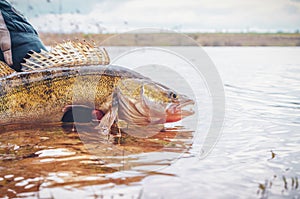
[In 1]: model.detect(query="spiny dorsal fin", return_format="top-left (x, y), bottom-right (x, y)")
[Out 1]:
top-left (21, 41), bottom-right (110, 71)
top-left (0, 61), bottom-right (15, 78)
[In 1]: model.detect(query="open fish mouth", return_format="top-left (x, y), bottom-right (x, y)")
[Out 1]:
top-left (177, 98), bottom-right (195, 117)
top-left (166, 98), bottom-right (195, 119)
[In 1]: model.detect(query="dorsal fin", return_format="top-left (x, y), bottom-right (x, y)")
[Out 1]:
top-left (21, 41), bottom-right (110, 71)
top-left (0, 61), bottom-right (15, 78)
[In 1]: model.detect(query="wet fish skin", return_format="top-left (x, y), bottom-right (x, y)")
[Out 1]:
top-left (0, 41), bottom-right (195, 130)
top-left (0, 65), bottom-right (143, 125)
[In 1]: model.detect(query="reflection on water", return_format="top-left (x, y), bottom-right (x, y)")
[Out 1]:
top-left (1, 47), bottom-right (300, 198)
top-left (0, 123), bottom-right (192, 198)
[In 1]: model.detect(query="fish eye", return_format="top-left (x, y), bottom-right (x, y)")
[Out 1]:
top-left (169, 92), bottom-right (177, 99)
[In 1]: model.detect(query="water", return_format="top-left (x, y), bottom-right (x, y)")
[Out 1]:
top-left (0, 47), bottom-right (300, 198)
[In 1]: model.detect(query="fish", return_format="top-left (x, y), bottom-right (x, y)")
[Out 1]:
top-left (0, 41), bottom-right (194, 134)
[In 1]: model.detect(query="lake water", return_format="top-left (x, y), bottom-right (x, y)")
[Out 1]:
top-left (0, 47), bottom-right (299, 198)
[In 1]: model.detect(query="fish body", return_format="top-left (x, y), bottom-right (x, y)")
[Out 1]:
top-left (0, 65), bottom-right (143, 125)
top-left (0, 42), bottom-right (194, 133)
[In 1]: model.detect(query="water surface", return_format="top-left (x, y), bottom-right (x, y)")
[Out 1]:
top-left (0, 47), bottom-right (299, 198)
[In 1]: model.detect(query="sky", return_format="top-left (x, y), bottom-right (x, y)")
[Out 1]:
top-left (9, 0), bottom-right (300, 33)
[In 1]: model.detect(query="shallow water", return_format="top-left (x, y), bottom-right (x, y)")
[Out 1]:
top-left (0, 47), bottom-right (300, 198)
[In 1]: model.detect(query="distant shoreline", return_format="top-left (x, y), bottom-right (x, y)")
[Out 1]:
top-left (40, 33), bottom-right (300, 46)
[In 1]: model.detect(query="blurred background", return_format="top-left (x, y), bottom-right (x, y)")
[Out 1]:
top-left (9, 0), bottom-right (300, 46)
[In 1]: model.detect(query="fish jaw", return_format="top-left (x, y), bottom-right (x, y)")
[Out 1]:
top-left (165, 98), bottom-right (195, 123)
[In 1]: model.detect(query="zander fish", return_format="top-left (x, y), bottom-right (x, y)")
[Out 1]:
top-left (0, 41), bottom-right (194, 134)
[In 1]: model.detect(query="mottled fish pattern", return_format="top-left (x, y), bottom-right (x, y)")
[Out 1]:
top-left (0, 41), bottom-right (143, 125)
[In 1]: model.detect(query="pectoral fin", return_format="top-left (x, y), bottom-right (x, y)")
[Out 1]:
top-left (95, 93), bottom-right (118, 135)
top-left (95, 105), bottom-right (118, 135)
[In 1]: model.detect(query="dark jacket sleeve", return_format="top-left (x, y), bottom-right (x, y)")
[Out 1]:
top-left (0, 0), bottom-right (47, 71)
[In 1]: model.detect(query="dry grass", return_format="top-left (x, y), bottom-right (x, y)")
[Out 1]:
top-left (39, 32), bottom-right (300, 46)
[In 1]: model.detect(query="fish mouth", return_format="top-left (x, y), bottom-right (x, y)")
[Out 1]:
top-left (166, 98), bottom-right (195, 122)
top-left (175, 98), bottom-right (195, 117)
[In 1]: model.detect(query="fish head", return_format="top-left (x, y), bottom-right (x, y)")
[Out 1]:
top-left (117, 78), bottom-right (195, 125)
top-left (142, 81), bottom-right (195, 123)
